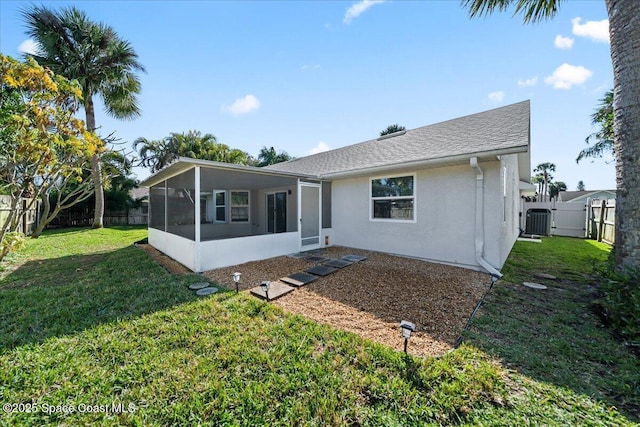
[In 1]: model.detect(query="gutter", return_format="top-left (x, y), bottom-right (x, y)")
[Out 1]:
top-left (470, 157), bottom-right (503, 279)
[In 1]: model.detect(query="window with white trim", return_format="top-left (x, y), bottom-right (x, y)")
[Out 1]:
top-left (230, 191), bottom-right (250, 223)
top-left (214, 190), bottom-right (226, 222)
top-left (371, 175), bottom-right (415, 221)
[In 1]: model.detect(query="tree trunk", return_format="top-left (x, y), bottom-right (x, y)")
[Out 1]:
top-left (606, 0), bottom-right (640, 272)
top-left (31, 193), bottom-right (51, 238)
top-left (85, 95), bottom-right (104, 229)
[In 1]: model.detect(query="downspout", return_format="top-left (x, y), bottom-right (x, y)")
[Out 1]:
top-left (470, 157), bottom-right (503, 279)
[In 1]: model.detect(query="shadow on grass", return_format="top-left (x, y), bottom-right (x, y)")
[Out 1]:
top-left (464, 238), bottom-right (640, 421)
top-left (0, 244), bottom-right (201, 353)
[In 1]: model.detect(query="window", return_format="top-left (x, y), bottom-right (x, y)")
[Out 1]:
top-left (230, 191), bottom-right (250, 223)
top-left (214, 190), bottom-right (226, 222)
top-left (371, 175), bottom-right (415, 221)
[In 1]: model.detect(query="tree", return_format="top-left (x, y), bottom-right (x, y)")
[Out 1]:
top-left (533, 162), bottom-right (556, 201)
top-left (577, 180), bottom-right (586, 191)
top-left (380, 124), bottom-right (406, 136)
top-left (134, 130), bottom-right (250, 172)
top-left (577, 90), bottom-right (614, 163)
top-left (463, 0), bottom-right (639, 272)
top-left (256, 146), bottom-right (293, 166)
top-left (548, 181), bottom-right (567, 200)
top-left (23, 5), bottom-right (145, 229)
top-left (0, 54), bottom-right (102, 257)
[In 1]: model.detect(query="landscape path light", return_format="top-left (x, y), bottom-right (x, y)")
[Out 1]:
top-left (400, 320), bottom-right (416, 354)
top-left (260, 281), bottom-right (271, 302)
top-left (232, 272), bottom-right (241, 293)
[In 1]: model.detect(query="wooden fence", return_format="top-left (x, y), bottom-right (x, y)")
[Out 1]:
top-left (589, 199), bottom-right (616, 244)
top-left (0, 195), bottom-right (40, 236)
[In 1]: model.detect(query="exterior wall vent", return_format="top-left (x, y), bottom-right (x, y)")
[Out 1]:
top-left (376, 130), bottom-right (407, 141)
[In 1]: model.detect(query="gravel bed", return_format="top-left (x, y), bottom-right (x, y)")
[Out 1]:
top-left (204, 246), bottom-right (490, 357)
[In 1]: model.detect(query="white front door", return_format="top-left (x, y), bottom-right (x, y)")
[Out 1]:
top-left (299, 182), bottom-right (321, 250)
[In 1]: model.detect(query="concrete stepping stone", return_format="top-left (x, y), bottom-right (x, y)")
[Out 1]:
top-left (535, 273), bottom-right (557, 280)
top-left (341, 254), bottom-right (368, 263)
top-left (305, 265), bottom-right (337, 277)
top-left (307, 255), bottom-right (329, 263)
top-left (287, 252), bottom-right (310, 259)
top-left (196, 287), bottom-right (219, 296)
top-left (189, 282), bottom-right (210, 290)
top-left (523, 282), bottom-right (547, 290)
top-left (250, 281), bottom-right (294, 301)
top-left (281, 272), bottom-right (319, 287)
top-left (323, 259), bottom-right (353, 269)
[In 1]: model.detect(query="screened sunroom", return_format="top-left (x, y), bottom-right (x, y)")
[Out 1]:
top-left (141, 158), bottom-right (331, 272)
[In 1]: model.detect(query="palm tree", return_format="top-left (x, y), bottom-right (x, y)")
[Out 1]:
top-left (463, 0), bottom-right (639, 271)
top-left (257, 146), bottom-right (292, 167)
top-left (577, 90), bottom-right (614, 163)
top-left (533, 163), bottom-right (556, 201)
top-left (134, 131), bottom-right (250, 172)
top-left (380, 124), bottom-right (406, 136)
top-left (22, 5), bottom-right (145, 228)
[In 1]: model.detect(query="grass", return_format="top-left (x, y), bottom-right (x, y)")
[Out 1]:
top-left (0, 228), bottom-right (637, 426)
top-left (465, 236), bottom-right (640, 421)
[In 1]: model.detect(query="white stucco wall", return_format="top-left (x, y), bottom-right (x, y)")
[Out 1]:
top-left (330, 160), bottom-right (515, 272)
top-left (198, 232), bottom-right (300, 271)
top-left (148, 227), bottom-right (196, 271)
top-left (498, 154), bottom-right (521, 266)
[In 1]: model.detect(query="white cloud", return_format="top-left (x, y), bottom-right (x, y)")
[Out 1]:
top-left (310, 141), bottom-right (330, 155)
top-left (18, 39), bottom-right (40, 55)
top-left (488, 91), bottom-right (504, 103)
top-left (554, 35), bottom-right (574, 49)
top-left (517, 76), bottom-right (538, 87)
top-left (544, 63), bottom-right (592, 90)
top-left (343, 0), bottom-right (384, 24)
top-left (571, 17), bottom-right (609, 43)
top-left (221, 94), bottom-right (260, 116)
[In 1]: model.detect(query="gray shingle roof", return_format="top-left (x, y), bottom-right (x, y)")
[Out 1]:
top-left (266, 100), bottom-right (530, 177)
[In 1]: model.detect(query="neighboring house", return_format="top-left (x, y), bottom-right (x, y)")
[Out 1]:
top-left (557, 190), bottom-right (616, 203)
top-left (139, 100), bottom-right (531, 276)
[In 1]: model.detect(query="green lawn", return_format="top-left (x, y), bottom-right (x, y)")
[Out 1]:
top-left (0, 228), bottom-right (637, 426)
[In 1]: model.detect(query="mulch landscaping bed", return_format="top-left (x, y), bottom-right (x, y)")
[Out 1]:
top-left (204, 246), bottom-right (490, 357)
top-left (136, 243), bottom-right (192, 275)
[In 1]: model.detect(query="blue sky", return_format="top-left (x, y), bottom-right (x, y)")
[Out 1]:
top-left (1, 0), bottom-right (615, 189)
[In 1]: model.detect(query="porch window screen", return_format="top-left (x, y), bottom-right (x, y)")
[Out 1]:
top-left (371, 175), bottom-right (415, 220)
top-left (166, 169), bottom-right (195, 240)
top-left (230, 191), bottom-right (249, 223)
top-left (149, 184), bottom-right (166, 231)
top-left (214, 191), bottom-right (226, 222)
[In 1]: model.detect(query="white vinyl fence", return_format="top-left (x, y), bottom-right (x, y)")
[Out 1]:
top-left (521, 198), bottom-right (615, 242)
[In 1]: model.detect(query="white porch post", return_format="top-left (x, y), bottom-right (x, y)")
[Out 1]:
top-left (194, 166), bottom-right (201, 271)
top-left (297, 179), bottom-right (302, 250)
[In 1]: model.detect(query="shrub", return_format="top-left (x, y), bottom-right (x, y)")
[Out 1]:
top-left (596, 247), bottom-right (640, 349)
top-left (0, 231), bottom-right (27, 260)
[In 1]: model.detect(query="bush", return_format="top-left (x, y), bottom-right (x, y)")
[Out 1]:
top-left (0, 231), bottom-right (27, 260)
top-left (596, 248), bottom-right (640, 348)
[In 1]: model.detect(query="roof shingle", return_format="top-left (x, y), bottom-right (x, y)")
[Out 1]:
top-left (267, 100), bottom-right (530, 177)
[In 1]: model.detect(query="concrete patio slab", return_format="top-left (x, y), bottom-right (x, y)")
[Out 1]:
top-left (305, 265), bottom-right (338, 277)
top-left (287, 252), bottom-right (310, 259)
top-left (323, 259), bottom-right (353, 268)
top-left (281, 272), bottom-right (320, 287)
top-left (341, 254), bottom-right (368, 262)
top-left (250, 281), bottom-right (295, 300)
top-left (307, 255), bottom-right (329, 263)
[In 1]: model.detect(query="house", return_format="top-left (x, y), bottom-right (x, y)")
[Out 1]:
top-left (557, 190), bottom-right (615, 203)
top-left (139, 100), bottom-right (531, 277)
